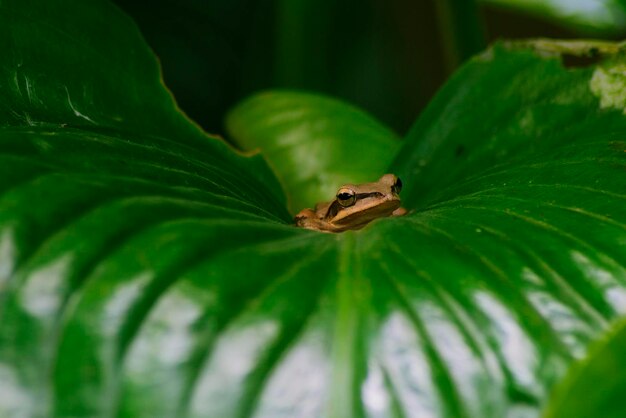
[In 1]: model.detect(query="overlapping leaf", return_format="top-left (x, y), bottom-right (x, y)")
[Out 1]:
top-left (543, 318), bottom-right (626, 418)
top-left (1, 2), bottom-right (626, 418)
top-left (227, 90), bottom-right (401, 213)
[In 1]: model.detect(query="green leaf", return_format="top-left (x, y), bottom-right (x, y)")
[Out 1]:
top-left (0, 2), bottom-right (289, 416)
top-left (543, 318), bottom-right (626, 418)
top-left (2, 2), bottom-right (626, 418)
top-left (0, 0), bottom-right (287, 215)
top-left (227, 90), bottom-right (401, 213)
top-left (394, 40), bottom-right (626, 207)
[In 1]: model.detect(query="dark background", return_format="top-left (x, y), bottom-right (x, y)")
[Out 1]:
top-left (112, 0), bottom-right (625, 138)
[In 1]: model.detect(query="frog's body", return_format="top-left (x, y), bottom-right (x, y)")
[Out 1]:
top-left (294, 174), bottom-right (407, 233)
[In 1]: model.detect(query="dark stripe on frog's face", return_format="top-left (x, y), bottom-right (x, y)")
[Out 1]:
top-left (324, 192), bottom-right (384, 220)
top-left (325, 200), bottom-right (341, 220)
top-left (355, 192), bottom-right (384, 200)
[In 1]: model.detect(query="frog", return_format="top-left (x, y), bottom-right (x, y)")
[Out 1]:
top-left (294, 174), bottom-right (407, 233)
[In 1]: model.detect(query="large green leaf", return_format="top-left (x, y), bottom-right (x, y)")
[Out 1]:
top-left (0, 0), bottom-right (286, 216)
top-left (2, 2), bottom-right (626, 418)
top-left (394, 39), bottom-right (626, 207)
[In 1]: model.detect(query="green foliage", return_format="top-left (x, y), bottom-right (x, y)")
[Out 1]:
top-left (227, 91), bottom-right (401, 213)
top-left (1, 1), bottom-right (626, 418)
top-left (543, 319), bottom-right (626, 418)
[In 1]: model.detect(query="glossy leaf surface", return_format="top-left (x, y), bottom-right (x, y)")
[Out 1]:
top-left (1, 2), bottom-right (626, 418)
top-left (227, 90), bottom-right (401, 213)
top-left (543, 318), bottom-right (626, 418)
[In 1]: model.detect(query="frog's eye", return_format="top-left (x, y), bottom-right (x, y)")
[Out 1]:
top-left (336, 188), bottom-right (356, 207)
top-left (392, 177), bottom-right (403, 194)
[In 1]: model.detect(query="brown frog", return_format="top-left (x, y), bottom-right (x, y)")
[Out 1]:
top-left (294, 174), bottom-right (407, 233)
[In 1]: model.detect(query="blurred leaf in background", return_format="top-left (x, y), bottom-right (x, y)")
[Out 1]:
top-left (479, 0), bottom-right (626, 35)
top-left (226, 90), bottom-right (401, 212)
